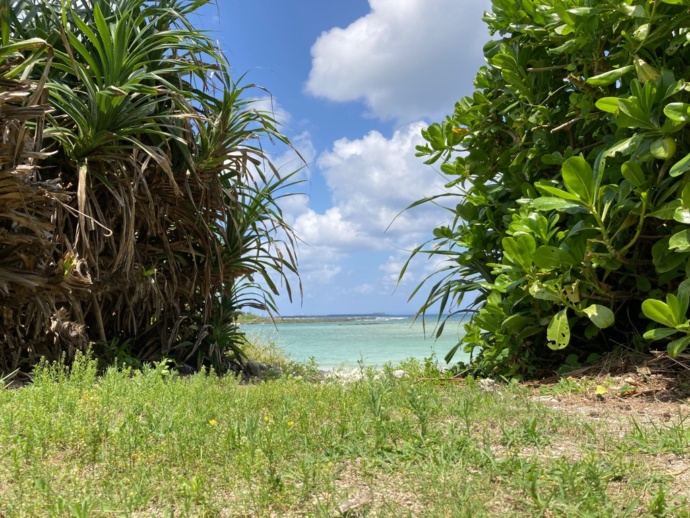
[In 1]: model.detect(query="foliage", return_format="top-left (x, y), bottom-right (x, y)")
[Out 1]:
top-left (0, 33), bottom-right (87, 369)
top-left (0, 0), bottom-right (300, 372)
top-left (404, 0), bottom-right (690, 376)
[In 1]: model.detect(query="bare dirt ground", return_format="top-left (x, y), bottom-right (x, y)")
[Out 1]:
top-left (526, 349), bottom-right (690, 422)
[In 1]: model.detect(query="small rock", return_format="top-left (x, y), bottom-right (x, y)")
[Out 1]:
top-left (244, 361), bottom-right (269, 377)
top-left (338, 489), bottom-right (372, 515)
top-left (532, 395), bottom-right (559, 403)
top-left (478, 378), bottom-right (497, 391)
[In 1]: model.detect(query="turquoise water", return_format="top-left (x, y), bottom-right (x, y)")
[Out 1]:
top-left (241, 315), bottom-right (468, 369)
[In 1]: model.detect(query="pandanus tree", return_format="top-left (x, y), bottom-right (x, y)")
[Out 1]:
top-left (0, 0), bottom-right (299, 372)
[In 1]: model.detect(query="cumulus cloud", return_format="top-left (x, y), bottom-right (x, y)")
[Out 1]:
top-left (306, 0), bottom-right (492, 121)
top-left (290, 122), bottom-right (455, 289)
top-left (316, 122), bottom-right (450, 243)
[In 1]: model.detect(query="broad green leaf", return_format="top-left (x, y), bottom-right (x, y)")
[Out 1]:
top-left (561, 156), bottom-right (595, 205)
top-left (673, 208), bottom-right (690, 224)
top-left (652, 240), bottom-right (689, 273)
top-left (650, 137), bottom-right (677, 160)
top-left (669, 230), bottom-right (690, 251)
top-left (586, 66), bottom-right (633, 86)
top-left (668, 335), bottom-right (690, 357)
top-left (606, 135), bottom-right (642, 157)
top-left (670, 152), bottom-right (690, 177)
top-left (643, 327), bottom-right (679, 341)
top-left (547, 309), bottom-right (570, 350)
top-left (533, 246), bottom-right (573, 269)
top-left (636, 276), bottom-right (652, 292)
top-left (641, 299), bottom-right (677, 327)
top-left (648, 200), bottom-right (681, 220)
top-left (620, 4), bottom-right (646, 16)
top-left (583, 304), bottom-right (615, 328)
top-left (621, 161), bottom-right (646, 187)
top-left (502, 235), bottom-right (536, 269)
top-left (618, 98), bottom-right (656, 129)
top-left (667, 293), bottom-right (684, 323)
top-left (565, 283), bottom-right (581, 303)
top-left (529, 283), bottom-right (562, 302)
top-left (664, 102), bottom-right (690, 122)
top-left (534, 182), bottom-right (582, 202)
top-left (501, 315), bottom-right (532, 333)
top-left (635, 57), bottom-right (660, 83)
top-left (632, 23), bottom-right (649, 41)
top-left (595, 97), bottom-right (620, 114)
top-left (532, 197), bottom-right (582, 211)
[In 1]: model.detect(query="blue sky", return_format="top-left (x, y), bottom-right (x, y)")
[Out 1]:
top-left (197, 0), bottom-right (492, 315)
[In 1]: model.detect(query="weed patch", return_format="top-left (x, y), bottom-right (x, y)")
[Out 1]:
top-left (0, 356), bottom-right (689, 516)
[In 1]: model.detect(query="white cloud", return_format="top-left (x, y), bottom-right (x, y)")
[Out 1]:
top-left (348, 283), bottom-right (377, 295)
top-left (317, 122), bottom-right (450, 243)
top-left (294, 207), bottom-right (377, 249)
top-left (380, 254), bottom-right (410, 287)
top-left (290, 122), bottom-right (455, 291)
top-left (306, 0), bottom-right (492, 121)
top-left (302, 264), bottom-right (342, 284)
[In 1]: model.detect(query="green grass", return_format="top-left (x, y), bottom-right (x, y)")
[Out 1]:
top-left (0, 354), bottom-right (688, 517)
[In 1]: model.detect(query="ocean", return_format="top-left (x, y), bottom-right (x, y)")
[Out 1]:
top-left (240, 315), bottom-right (469, 369)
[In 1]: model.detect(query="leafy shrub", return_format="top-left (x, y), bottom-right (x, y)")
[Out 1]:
top-left (405, 0), bottom-right (690, 377)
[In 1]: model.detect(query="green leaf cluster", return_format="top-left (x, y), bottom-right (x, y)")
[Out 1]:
top-left (404, 0), bottom-right (690, 376)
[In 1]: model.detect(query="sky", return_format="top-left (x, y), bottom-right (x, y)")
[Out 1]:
top-left (195, 0), bottom-right (492, 315)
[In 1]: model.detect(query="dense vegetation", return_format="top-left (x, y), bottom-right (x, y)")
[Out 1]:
top-left (0, 0), bottom-right (299, 373)
top-left (406, 0), bottom-right (690, 377)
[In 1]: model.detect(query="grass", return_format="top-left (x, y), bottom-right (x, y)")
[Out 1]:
top-left (0, 352), bottom-right (689, 517)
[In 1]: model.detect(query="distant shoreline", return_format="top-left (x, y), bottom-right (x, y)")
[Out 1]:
top-left (238, 314), bottom-right (411, 325)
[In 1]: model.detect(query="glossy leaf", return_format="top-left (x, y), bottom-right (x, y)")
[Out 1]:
top-left (650, 137), bottom-right (676, 160)
top-left (529, 283), bottom-right (562, 301)
top-left (595, 97), bottom-right (620, 114)
top-left (673, 208), bottom-right (690, 224)
top-left (621, 161), bottom-right (646, 187)
top-left (670, 152), bottom-right (690, 177)
top-left (641, 299), bottom-right (677, 328)
top-left (669, 230), bottom-right (690, 252)
top-left (547, 309), bottom-right (570, 350)
top-left (502, 235), bottom-right (536, 269)
top-left (664, 102), bottom-right (690, 122)
top-left (643, 327), bottom-right (679, 341)
top-left (561, 156), bottom-right (595, 205)
top-left (668, 336), bottom-right (690, 357)
top-left (533, 246), bottom-right (573, 269)
top-left (586, 66), bottom-right (634, 86)
top-left (532, 197), bottom-right (582, 211)
top-left (582, 304), bottom-right (614, 329)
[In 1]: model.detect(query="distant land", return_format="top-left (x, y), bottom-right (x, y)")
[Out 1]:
top-left (237, 313), bottom-right (408, 325)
